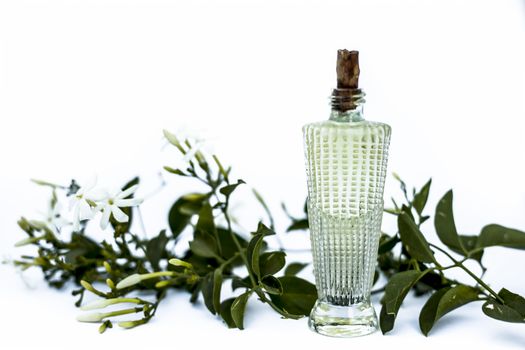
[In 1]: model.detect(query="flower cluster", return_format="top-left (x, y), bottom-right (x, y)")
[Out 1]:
top-left (70, 176), bottom-right (143, 231)
top-left (22, 176), bottom-right (144, 241)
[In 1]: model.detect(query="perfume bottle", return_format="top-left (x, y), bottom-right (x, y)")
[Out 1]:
top-left (303, 50), bottom-right (391, 337)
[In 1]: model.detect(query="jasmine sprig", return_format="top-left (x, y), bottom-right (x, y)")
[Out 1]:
top-left (12, 130), bottom-right (525, 337)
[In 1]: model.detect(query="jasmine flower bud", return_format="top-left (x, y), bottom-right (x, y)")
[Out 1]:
top-left (106, 279), bottom-right (115, 290)
top-left (14, 235), bottom-right (44, 247)
top-left (168, 258), bottom-right (193, 269)
top-left (116, 271), bottom-right (175, 289)
top-left (116, 274), bottom-right (143, 289)
top-left (80, 297), bottom-right (141, 310)
top-left (77, 312), bottom-right (104, 323)
top-left (103, 261), bottom-right (112, 273)
top-left (80, 280), bottom-right (97, 294)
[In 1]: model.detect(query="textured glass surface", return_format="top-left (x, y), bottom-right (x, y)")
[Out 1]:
top-left (303, 120), bottom-right (391, 307)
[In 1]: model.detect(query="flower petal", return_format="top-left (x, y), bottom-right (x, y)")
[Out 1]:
top-left (83, 175), bottom-right (97, 191)
top-left (52, 217), bottom-right (69, 230)
top-left (116, 184), bottom-right (139, 199)
top-left (87, 187), bottom-right (109, 202)
top-left (115, 198), bottom-right (143, 207)
top-left (182, 144), bottom-right (200, 164)
top-left (100, 206), bottom-right (111, 230)
top-left (72, 204), bottom-right (81, 232)
top-left (69, 197), bottom-right (77, 211)
top-left (111, 206), bottom-right (129, 223)
top-left (79, 200), bottom-right (94, 220)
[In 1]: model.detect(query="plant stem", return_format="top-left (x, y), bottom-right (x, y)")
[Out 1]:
top-left (102, 307), bottom-right (143, 319)
top-left (254, 289), bottom-right (302, 319)
top-left (223, 203), bottom-right (257, 288)
top-left (220, 251), bottom-right (243, 269)
top-left (371, 286), bottom-right (386, 295)
top-left (429, 243), bottom-right (504, 303)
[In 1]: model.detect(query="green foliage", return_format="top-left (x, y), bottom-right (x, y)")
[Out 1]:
top-left (13, 131), bottom-right (525, 337)
top-left (397, 213), bottom-right (436, 263)
top-left (419, 286), bottom-right (480, 335)
top-left (13, 132), bottom-right (318, 332)
top-left (377, 177), bottom-right (525, 335)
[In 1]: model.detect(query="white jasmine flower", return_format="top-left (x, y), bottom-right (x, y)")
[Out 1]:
top-left (40, 202), bottom-right (68, 233)
top-left (163, 127), bottom-right (215, 167)
top-left (97, 185), bottom-right (143, 230)
top-left (69, 176), bottom-right (106, 231)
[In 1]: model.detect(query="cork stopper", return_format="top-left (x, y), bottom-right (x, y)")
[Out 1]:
top-left (336, 50), bottom-right (360, 89)
top-left (331, 49), bottom-right (363, 112)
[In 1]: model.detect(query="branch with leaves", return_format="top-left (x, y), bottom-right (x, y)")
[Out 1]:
top-left (11, 130), bottom-right (525, 335)
top-left (13, 130), bottom-right (316, 332)
top-left (374, 177), bottom-right (525, 335)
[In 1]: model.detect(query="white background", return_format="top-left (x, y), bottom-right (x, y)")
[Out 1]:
top-left (1, 0), bottom-right (524, 349)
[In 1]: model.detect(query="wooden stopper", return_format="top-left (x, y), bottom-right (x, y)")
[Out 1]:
top-left (336, 50), bottom-right (360, 89)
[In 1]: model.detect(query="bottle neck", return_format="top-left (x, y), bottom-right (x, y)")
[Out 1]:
top-left (329, 88), bottom-right (366, 122)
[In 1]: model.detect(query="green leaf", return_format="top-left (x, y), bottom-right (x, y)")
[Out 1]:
top-left (212, 155), bottom-right (229, 183)
top-left (286, 219), bottom-right (309, 232)
top-left (219, 180), bottom-right (246, 197)
top-left (189, 230), bottom-right (219, 259)
top-left (253, 222), bottom-right (276, 236)
top-left (477, 224), bottom-right (525, 250)
top-left (415, 271), bottom-right (451, 294)
top-left (261, 275), bottom-right (283, 295)
top-left (419, 288), bottom-right (449, 335)
top-left (217, 228), bottom-right (247, 262)
top-left (163, 166), bottom-right (188, 176)
top-left (378, 234), bottom-right (401, 254)
top-left (379, 304), bottom-right (396, 334)
top-left (284, 263), bottom-right (308, 276)
top-left (434, 190), bottom-right (465, 253)
top-left (219, 298), bottom-right (236, 328)
top-left (64, 232), bottom-right (102, 264)
top-left (168, 193), bottom-right (207, 238)
top-left (498, 288), bottom-right (525, 317)
top-left (454, 235), bottom-right (484, 263)
top-left (401, 204), bottom-right (415, 222)
top-left (231, 276), bottom-right (252, 291)
top-left (259, 251), bottom-right (286, 277)
top-left (482, 298), bottom-right (525, 323)
top-left (413, 179), bottom-right (432, 215)
top-left (269, 276), bottom-right (317, 316)
top-left (213, 268), bottom-right (223, 315)
top-left (383, 270), bottom-right (422, 315)
top-left (246, 234), bottom-right (265, 278)
top-left (231, 291), bottom-right (251, 330)
top-left (435, 285), bottom-right (479, 320)
top-left (246, 223), bottom-right (275, 278)
top-left (201, 272), bottom-right (216, 315)
top-left (398, 213), bottom-right (436, 263)
top-left (419, 285), bottom-right (479, 336)
top-left (196, 202), bottom-right (216, 235)
top-left (380, 270), bottom-right (422, 334)
top-left (145, 230), bottom-right (168, 269)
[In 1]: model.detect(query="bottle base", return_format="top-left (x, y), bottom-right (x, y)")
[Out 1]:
top-left (308, 300), bottom-right (378, 338)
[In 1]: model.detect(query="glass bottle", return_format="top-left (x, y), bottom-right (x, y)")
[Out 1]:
top-left (303, 50), bottom-right (392, 337)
